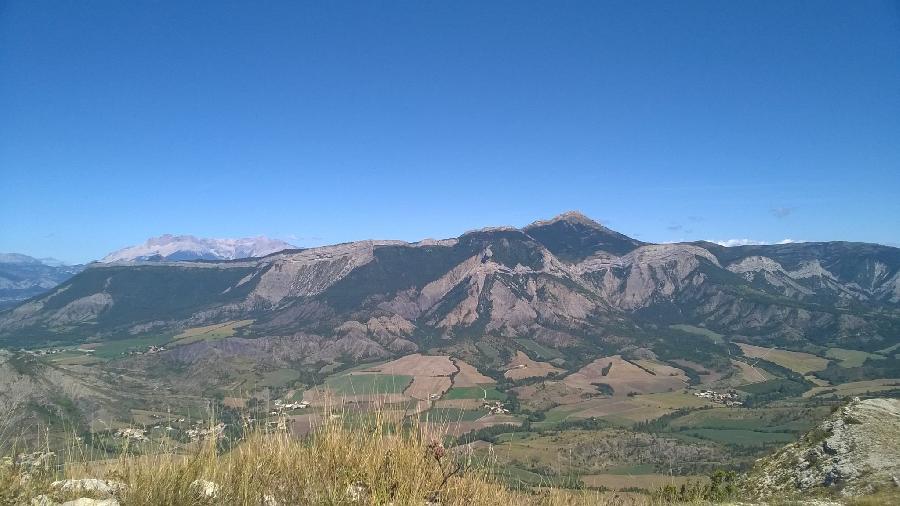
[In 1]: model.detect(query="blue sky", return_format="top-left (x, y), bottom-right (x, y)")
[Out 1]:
top-left (1, 1), bottom-right (899, 263)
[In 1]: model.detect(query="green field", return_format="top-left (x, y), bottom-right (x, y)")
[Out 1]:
top-left (44, 349), bottom-right (103, 366)
top-left (443, 386), bottom-right (506, 400)
top-left (736, 378), bottom-right (808, 396)
top-left (803, 379), bottom-right (900, 399)
top-left (737, 343), bottom-right (829, 374)
top-left (260, 368), bottom-right (302, 388)
top-left (170, 319), bottom-right (253, 346)
top-left (420, 407), bottom-right (485, 422)
top-left (324, 373), bottom-right (412, 395)
top-left (514, 338), bottom-right (564, 360)
top-left (826, 347), bottom-right (883, 368)
top-left (681, 428), bottom-right (795, 447)
top-left (603, 463), bottom-right (656, 475)
top-left (667, 406), bottom-right (827, 434)
top-left (669, 324), bottom-right (724, 344)
top-left (475, 341), bottom-right (501, 360)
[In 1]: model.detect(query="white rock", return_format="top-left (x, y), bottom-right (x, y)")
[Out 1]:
top-left (345, 481), bottom-right (369, 502)
top-left (51, 479), bottom-right (126, 497)
top-left (190, 479), bottom-right (220, 499)
top-left (30, 495), bottom-right (55, 506)
top-left (61, 500), bottom-right (120, 506)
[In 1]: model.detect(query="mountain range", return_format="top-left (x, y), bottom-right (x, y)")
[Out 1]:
top-left (0, 235), bottom-right (295, 309)
top-left (0, 254), bottom-right (84, 310)
top-left (1, 211), bottom-right (898, 498)
top-left (100, 234), bottom-right (295, 262)
top-left (2, 212), bottom-right (898, 361)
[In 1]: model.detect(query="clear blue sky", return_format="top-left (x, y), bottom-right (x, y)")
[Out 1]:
top-left (2, 1), bottom-right (899, 263)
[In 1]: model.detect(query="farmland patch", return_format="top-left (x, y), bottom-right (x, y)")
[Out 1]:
top-left (737, 343), bottom-right (828, 374)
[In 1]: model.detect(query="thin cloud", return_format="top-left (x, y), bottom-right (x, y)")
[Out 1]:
top-left (770, 207), bottom-right (795, 219)
top-left (667, 224), bottom-right (683, 231)
top-left (713, 239), bottom-right (766, 247)
top-left (711, 238), bottom-right (805, 247)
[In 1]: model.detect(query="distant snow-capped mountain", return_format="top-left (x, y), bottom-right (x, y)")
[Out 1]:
top-left (100, 235), bottom-right (296, 263)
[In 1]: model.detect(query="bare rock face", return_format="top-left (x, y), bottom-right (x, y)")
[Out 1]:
top-left (744, 397), bottom-right (900, 497)
top-left (577, 243), bottom-right (719, 309)
top-left (248, 241), bottom-right (400, 304)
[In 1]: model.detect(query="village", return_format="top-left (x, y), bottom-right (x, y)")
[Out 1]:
top-left (692, 389), bottom-right (743, 407)
top-left (269, 398), bottom-right (310, 415)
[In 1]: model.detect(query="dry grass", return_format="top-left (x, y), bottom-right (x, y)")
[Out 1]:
top-left (2, 412), bottom-right (895, 505)
top-left (0, 410), bottom-right (624, 506)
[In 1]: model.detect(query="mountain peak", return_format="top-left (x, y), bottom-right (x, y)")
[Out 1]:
top-left (523, 211), bottom-right (643, 260)
top-left (100, 235), bottom-right (296, 263)
top-left (525, 211), bottom-right (605, 230)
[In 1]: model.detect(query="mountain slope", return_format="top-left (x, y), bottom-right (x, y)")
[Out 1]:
top-left (1, 213), bottom-right (898, 358)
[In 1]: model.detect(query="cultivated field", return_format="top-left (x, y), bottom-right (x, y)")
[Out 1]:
top-left (170, 319), bottom-right (253, 345)
top-left (736, 343), bottom-right (829, 374)
top-left (504, 351), bottom-right (564, 380)
top-left (405, 375), bottom-right (452, 400)
top-left (563, 355), bottom-right (687, 396)
top-left (367, 354), bottom-right (457, 376)
top-left (539, 391), bottom-right (712, 426)
top-left (803, 379), bottom-right (900, 398)
top-left (825, 347), bottom-right (881, 368)
top-left (727, 359), bottom-right (773, 385)
top-left (452, 358), bottom-right (496, 387)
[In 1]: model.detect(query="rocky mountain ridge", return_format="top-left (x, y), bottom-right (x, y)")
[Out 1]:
top-left (1, 213), bottom-right (899, 360)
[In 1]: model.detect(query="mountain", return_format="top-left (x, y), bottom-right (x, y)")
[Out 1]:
top-left (99, 234), bottom-right (296, 263)
top-left (1, 212), bottom-right (898, 362)
top-left (1, 213), bottom-right (898, 498)
top-left (0, 254), bottom-right (84, 310)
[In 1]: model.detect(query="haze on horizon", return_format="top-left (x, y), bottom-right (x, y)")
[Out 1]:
top-left (1, 1), bottom-right (899, 263)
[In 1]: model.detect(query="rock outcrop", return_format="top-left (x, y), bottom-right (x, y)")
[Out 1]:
top-left (744, 397), bottom-right (900, 497)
